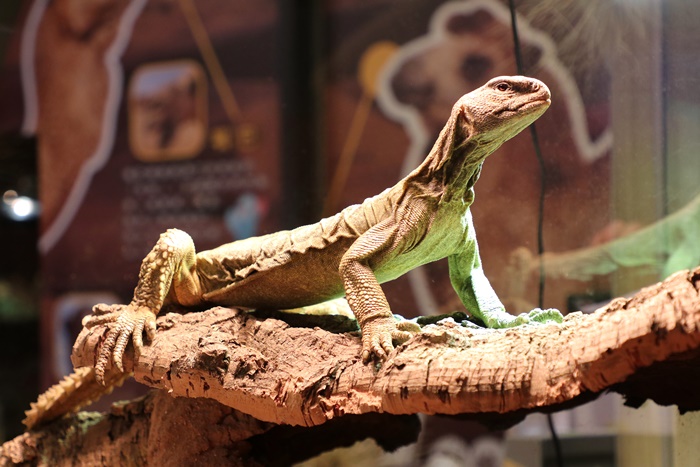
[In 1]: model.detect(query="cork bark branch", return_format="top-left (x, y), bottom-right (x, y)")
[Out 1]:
top-left (2, 389), bottom-right (420, 466)
top-left (69, 267), bottom-right (700, 427)
top-left (5, 267), bottom-right (700, 465)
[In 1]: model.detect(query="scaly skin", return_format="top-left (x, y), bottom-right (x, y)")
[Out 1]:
top-left (22, 367), bottom-right (130, 430)
top-left (86, 75), bottom-right (561, 383)
top-left (26, 76), bottom-right (563, 427)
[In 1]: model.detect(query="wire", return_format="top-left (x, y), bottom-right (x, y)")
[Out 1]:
top-left (507, 1), bottom-right (564, 466)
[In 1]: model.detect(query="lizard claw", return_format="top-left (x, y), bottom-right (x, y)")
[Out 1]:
top-left (85, 304), bottom-right (157, 385)
top-left (361, 316), bottom-right (418, 364)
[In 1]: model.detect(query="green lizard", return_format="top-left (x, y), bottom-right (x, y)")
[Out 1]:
top-left (25, 76), bottom-right (562, 428)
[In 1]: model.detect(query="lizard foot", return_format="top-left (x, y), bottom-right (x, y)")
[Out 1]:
top-left (83, 303), bottom-right (157, 385)
top-left (481, 309), bottom-right (528, 328)
top-left (526, 307), bottom-right (563, 324)
top-left (360, 316), bottom-right (417, 364)
top-left (497, 307), bottom-right (563, 327)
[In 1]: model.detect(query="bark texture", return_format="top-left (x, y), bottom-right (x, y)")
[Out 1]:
top-left (79, 268), bottom-right (700, 424)
top-left (4, 267), bottom-right (700, 465)
top-left (2, 390), bottom-right (419, 466)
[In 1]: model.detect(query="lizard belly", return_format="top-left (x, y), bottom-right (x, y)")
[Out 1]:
top-left (198, 194), bottom-right (393, 308)
top-left (201, 238), bottom-right (353, 309)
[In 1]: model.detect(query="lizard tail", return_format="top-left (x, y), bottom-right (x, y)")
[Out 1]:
top-left (23, 367), bottom-right (131, 430)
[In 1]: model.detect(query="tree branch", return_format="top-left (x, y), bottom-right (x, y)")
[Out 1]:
top-left (2, 390), bottom-right (419, 466)
top-left (70, 268), bottom-right (700, 427)
top-left (5, 268), bottom-right (700, 465)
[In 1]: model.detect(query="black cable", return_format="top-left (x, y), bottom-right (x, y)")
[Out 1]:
top-left (507, 1), bottom-right (564, 466)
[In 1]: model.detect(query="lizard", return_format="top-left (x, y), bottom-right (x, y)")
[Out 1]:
top-left (24, 75), bottom-right (563, 429)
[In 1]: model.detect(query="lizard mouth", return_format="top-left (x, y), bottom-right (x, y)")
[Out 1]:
top-left (518, 98), bottom-right (551, 112)
top-left (495, 97), bottom-right (550, 116)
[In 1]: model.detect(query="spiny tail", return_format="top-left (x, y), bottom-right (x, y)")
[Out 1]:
top-left (23, 367), bottom-right (131, 430)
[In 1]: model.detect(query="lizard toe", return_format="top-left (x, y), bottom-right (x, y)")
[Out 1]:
top-left (396, 320), bottom-right (421, 334)
top-left (145, 317), bottom-right (157, 341)
top-left (91, 303), bottom-right (123, 316)
top-left (379, 334), bottom-right (394, 358)
top-left (113, 328), bottom-right (132, 373)
top-left (392, 329), bottom-right (415, 345)
top-left (372, 341), bottom-right (389, 361)
top-left (132, 320), bottom-right (145, 359)
top-left (83, 312), bottom-right (119, 328)
top-left (513, 313), bottom-right (530, 326)
top-left (528, 307), bottom-right (564, 324)
top-left (95, 329), bottom-right (119, 385)
top-left (84, 304), bottom-right (126, 327)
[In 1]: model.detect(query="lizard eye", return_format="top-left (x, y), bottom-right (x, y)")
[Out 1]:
top-left (495, 82), bottom-right (511, 92)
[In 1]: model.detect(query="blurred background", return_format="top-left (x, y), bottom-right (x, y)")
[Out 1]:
top-left (1, 1), bottom-right (699, 465)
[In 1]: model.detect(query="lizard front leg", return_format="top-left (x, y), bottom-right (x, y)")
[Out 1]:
top-left (448, 237), bottom-right (563, 328)
top-left (339, 221), bottom-right (416, 363)
top-left (84, 228), bottom-right (204, 383)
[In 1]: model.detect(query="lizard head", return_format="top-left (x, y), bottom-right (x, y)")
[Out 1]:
top-left (457, 75), bottom-right (551, 145)
top-left (408, 76), bottom-right (550, 198)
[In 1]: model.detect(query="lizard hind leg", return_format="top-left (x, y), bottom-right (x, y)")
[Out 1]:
top-left (83, 228), bottom-right (203, 384)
